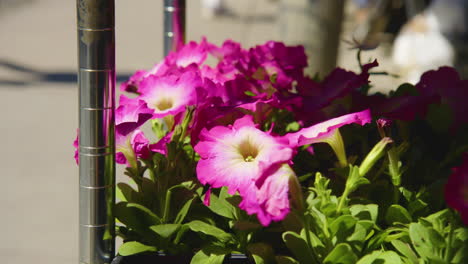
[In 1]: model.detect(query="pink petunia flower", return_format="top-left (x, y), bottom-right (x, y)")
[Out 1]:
top-left (138, 70), bottom-right (201, 119)
top-left (239, 164), bottom-right (295, 226)
top-left (445, 153), bottom-right (468, 225)
top-left (119, 62), bottom-right (167, 93)
top-left (285, 109), bottom-right (372, 147)
top-left (194, 115), bottom-right (293, 195)
top-left (115, 95), bottom-right (154, 136)
top-left (115, 129), bottom-right (151, 167)
top-left (149, 132), bottom-right (172, 156)
top-left (165, 38), bottom-right (214, 68)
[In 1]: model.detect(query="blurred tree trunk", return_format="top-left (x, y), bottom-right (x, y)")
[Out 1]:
top-left (278, 0), bottom-right (346, 77)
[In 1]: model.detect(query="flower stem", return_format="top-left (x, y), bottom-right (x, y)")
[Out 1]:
top-left (162, 188), bottom-right (172, 223)
top-left (336, 186), bottom-right (350, 213)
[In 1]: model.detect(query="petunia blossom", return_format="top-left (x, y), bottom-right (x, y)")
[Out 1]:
top-left (165, 38), bottom-right (214, 68)
top-left (115, 95), bottom-right (154, 136)
top-left (138, 70), bottom-right (201, 119)
top-left (239, 164), bottom-right (295, 226)
top-left (119, 62), bottom-right (167, 93)
top-left (445, 153), bottom-right (468, 225)
top-left (285, 109), bottom-right (372, 147)
top-left (194, 115), bottom-right (293, 195)
top-left (115, 129), bottom-right (151, 167)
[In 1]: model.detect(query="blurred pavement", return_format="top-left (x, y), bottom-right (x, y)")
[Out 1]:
top-left (0, 0), bottom-right (393, 263)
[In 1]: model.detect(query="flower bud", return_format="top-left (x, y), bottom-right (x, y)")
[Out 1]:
top-left (359, 137), bottom-right (393, 177)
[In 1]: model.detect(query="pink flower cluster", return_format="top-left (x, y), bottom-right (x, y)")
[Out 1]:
top-left (75, 39), bottom-right (375, 226)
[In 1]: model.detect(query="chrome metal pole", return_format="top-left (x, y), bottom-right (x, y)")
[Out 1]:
top-left (77, 0), bottom-right (115, 263)
top-left (164, 0), bottom-right (186, 56)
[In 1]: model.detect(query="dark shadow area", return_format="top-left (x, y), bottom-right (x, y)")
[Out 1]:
top-left (0, 59), bottom-right (132, 87)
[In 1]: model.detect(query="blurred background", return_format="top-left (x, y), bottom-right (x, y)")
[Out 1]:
top-left (0, 0), bottom-right (466, 263)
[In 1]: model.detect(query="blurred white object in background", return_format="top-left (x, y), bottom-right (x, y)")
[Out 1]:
top-left (201, 0), bottom-right (227, 19)
top-left (392, 0), bottom-right (468, 84)
top-left (392, 11), bottom-right (454, 84)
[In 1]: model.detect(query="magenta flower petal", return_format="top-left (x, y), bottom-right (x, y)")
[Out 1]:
top-left (115, 129), bottom-right (150, 167)
top-left (194, 115), bottom-right (293, 195)
top-left (139, 70), bottom-right (201, 118)
top-left (131, 130), bottom-right (150, 160)
top-left (116, 152), bottom-right (127, 165)
top-left (239, 164), bottom-right (294, 226)
top-left (166, 38), bottom-right (212, 68)
top-left (445, 153), bottom-right (468, 225)
top-left (149, 132), bottom-right (172, 156)
top-left (73, 129), bottom-right (79, 165)
top-left (286, 109), bottom-right (372, 147)
top-left (416, 67), bottom-right (468, 130)
top-left (115, 95), bottom-right (154, 136)
top-left (119, 63), bottom-right (166, 93)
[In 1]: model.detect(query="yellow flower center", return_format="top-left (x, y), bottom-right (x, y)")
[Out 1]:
top-left (156, 98), bottom-right (174, 111)
top-left (238, 139), bottom-right (259, 162)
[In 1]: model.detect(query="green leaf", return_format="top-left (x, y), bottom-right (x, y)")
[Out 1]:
top-left (175, 197), bottom-right (194, 224)
top-left (186, 220), bottom-right (234, 243)
top-left (282, 231), bottom-right (317, 264)
top-left (126, 203), bottom-right (162, 224)
top-left (350, 204), bottom-right (378, 222)
top-left (115, 202), bottom-right (162, 236)
top-left (116, 183), bottom-right (138, 202)
top-left (348, 220), bottom-right (375, 242)
top-left (357, 250), bottom-right (402, 264)
top-left (275, 256), bottom-right (300, 264)
top-left (323, 243), bottom-right (357, 264)
top-left (247, 243), bottom-right (275, 264)
top-left (150, 224), bottom-right (181, 239)
top-left (329, 215), bottom-right (357, 242)
top-left (385, 205), bottom-right (412, 225)
top-left (409, 223), bottom-right (436, 259)
top-left (451, 243), bottom-right (468, 264)
top-left (206, 191), bottom-right (237, 219)
top-left (391, 240), bottom-right (418, 264)
top-left (190, 247), bottom-right (227, 264)
top-left (455, 227), bottom-right (468, 242)
top-left (308, 207), bottom-right (330, 238)
top-left (300, 228), bottom-right (326, 258)
top-left (118, 241), bottom-right (156, 256)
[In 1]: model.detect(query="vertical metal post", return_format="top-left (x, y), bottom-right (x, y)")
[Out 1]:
top-left (164, 0), bottom-right (186, 56)
top-left (77, 1), bottom-right (115, 263)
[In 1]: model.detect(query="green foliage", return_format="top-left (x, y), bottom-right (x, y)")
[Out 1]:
top-left (118, 241), bottom-right (157, 256)
top-left (114, 65), bottom-right (468, 264)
